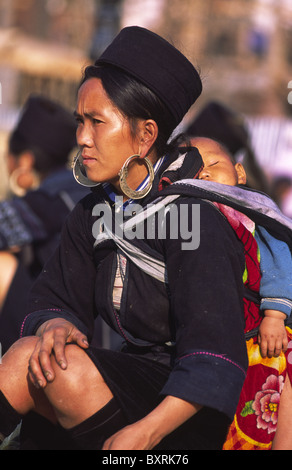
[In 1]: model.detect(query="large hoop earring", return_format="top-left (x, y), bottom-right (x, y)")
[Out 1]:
top-left (72, 151), bottom-right (100, 187)
top-left (9, 167), bottom-right (40, 196)
top-left (119, 155), bottom-right (154, 199)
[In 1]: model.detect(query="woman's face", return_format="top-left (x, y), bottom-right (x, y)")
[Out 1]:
top-left (75, 78), bottom-right (141, 190)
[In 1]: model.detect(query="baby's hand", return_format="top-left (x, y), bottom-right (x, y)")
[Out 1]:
top-left (258, 310), bottom-right (288, 358)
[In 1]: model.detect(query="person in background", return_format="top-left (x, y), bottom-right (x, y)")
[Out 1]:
top-left (0, 95), bottom-right (89, 354)
top-left (185, 101), bottom-right (270, 195)
top-left (271, 175), bottom-right (292, 219)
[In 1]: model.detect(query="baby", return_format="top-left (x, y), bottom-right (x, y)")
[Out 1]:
top-left (191, 136), bottom-right (290, 358)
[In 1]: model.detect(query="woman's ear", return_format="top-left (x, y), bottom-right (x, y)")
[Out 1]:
top-left (235, 162), bottom-right (247, 185)
top-left (139, 119), bottom-right (158, 158)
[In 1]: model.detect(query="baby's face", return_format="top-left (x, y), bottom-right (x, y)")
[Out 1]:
top-left (191, 137), bottom-right (246, 186)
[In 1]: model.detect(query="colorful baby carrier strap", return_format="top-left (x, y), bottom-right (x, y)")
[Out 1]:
top-left (211, 202), bottom-right (262, 335)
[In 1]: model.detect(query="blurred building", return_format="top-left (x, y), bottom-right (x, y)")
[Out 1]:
top-left (154, 0), bottom-right (292, 118)
top-left (1, 0), bottom-right (291, 118)
top-left (154, 0), bottom-right (292, 186)
top-left (0, 0), bottom-right (98, 196)
top-left (0, 0), bottom-right (96, 110)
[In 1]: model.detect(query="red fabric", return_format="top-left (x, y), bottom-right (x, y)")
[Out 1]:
top-left (213, 203), bottom-right (292, 450)
top-left (214, 203), bottom-right (262, 334)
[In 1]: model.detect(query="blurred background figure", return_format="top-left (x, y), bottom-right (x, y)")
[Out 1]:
top-left (271, 175), bottom-right (292, 208)
top-left (271, 175), bottom-right (292, 218)
top-left (0, 94), bottom-right (88, 354)
top-left (185, 100), bottom-right (271, 195)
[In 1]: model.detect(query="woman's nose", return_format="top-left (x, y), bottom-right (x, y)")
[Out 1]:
top-left (77, 124), bottom-right (93, 148)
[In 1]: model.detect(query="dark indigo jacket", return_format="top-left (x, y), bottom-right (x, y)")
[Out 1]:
top-left (21, 164), bottom-right (248, 421)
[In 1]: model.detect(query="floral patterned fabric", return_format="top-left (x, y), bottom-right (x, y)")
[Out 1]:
top-left (223, 331), bottom-right (292, 450)
top-left (214, 202), bottom-right (292, 450)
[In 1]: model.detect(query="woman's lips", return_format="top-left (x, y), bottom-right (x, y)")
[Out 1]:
top-left (82, 155), bottom-right (97, 166)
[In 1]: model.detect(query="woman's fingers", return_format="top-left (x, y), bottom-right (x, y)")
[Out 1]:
top-left (52, 325), bottom-right (89, 368)
top-left (28, 338), bottom-right (50, 388)
top-left (28, 320), bottom-right (89, 388)
top-left (28, 323), bottom-right (69, 387)
top-left (70, 327), bottom-right (89, 350)
top-left (49, 326), bottom-right (71, 371)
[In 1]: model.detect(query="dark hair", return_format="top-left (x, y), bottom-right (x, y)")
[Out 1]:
top-left (212, 138), bottom-right (237, 164)
top-left (80, 65), bottom-right (177, 156)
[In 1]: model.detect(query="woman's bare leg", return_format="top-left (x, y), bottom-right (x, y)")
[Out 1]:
top-left (1, 338), bottom-right (114, 435)
top-left (273, 374), bottom-right (292, 450)
top-left (1, 338), bottom-right (122, 449)
top-left (0, 336), bottom-right (56, 422)
top-left (43, 344), bottom-right (113, 429)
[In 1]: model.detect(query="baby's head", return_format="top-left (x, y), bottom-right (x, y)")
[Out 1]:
top-left (190, 136), bottom-right (246, 186)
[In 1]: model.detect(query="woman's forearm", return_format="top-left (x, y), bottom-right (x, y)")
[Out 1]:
top-left (103, 395), bottom-right (202, 450)
top-left (139, 395), bottom-right (202, 447)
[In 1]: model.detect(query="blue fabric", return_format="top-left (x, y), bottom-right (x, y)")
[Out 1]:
top-left (161, 351), bottom-right (246, 421)
top-left (255, 225), bottom-right (292, 316)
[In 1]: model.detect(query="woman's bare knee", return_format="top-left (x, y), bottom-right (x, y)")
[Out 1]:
top-left (1, 336), bottom-right (38, 372)
top-left (0, 336), bottom-right (39, 414)
top-left (44, 344), bottom-right (113, 428)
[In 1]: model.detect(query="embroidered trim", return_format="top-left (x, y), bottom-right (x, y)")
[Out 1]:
top-left (20, 313), bottom-right (32, 337)
top-left (179, 351), bottom-right (246, 375)
top-left (20, 308), bottom-right (69, 337)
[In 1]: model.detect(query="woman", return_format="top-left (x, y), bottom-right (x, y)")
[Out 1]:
top-left (0, 26), bottom-right (248, 450)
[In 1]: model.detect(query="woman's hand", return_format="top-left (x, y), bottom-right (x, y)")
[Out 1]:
top-left (28, 318), bottom-right (89, 388)
top-left (102, 395), bottom-right (201, 450)
top-left (102, 421), bottom-right (158, 451)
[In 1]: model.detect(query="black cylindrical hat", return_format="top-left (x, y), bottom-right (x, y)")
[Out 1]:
top-left (95, 26), bottom-right (202, 129)
top-left (186, 101), bottom-right (249, 155)
top-left (11, 95), bottom-right (77, 162)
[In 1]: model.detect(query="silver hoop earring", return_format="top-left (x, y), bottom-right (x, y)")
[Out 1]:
top-left (9, 167), bottom-right (40, 196)
top-left (72, 151), bottom-right (100, 187)
top-left (119, 155), bottom-right (154, 199)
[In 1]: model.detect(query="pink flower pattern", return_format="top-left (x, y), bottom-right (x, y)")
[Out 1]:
top-left (252, 374), bottom-right (284, 434)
